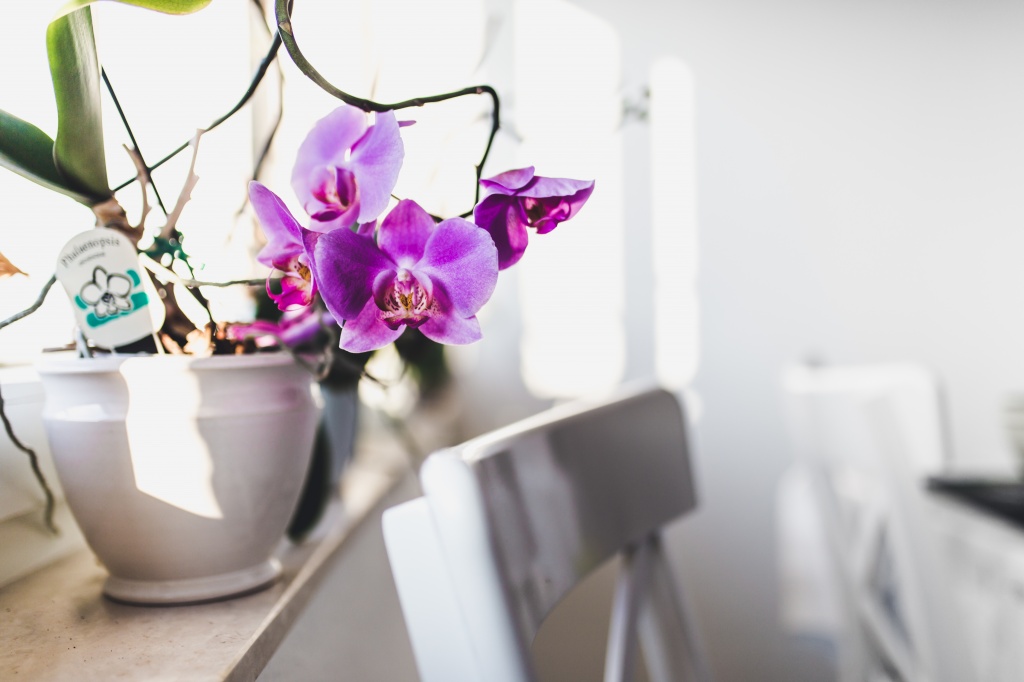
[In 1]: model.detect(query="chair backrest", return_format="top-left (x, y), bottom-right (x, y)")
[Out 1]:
top-left (383, 386), bottom-right (712, 682)
top-left (782, 363), bottom-right (971, 682)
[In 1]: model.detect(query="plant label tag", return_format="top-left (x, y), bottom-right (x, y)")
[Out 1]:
top-left (55, 228), bottom-right (155, 349)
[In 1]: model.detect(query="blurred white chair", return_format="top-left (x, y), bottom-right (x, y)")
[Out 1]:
top-left (782, 363), bottom-right (971, 682)
top-left (383, 387), bottom-right (711, 682)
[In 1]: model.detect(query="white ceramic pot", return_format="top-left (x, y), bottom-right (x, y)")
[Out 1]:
top-left (37, 352), bottom-right (319, 605)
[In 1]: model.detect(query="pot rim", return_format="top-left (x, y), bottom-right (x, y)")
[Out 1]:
top-left (35, 351), bottom-right (306, 375)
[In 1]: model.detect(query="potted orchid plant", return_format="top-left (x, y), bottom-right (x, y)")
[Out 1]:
top-left (0, 0), bottom-right (594, 604)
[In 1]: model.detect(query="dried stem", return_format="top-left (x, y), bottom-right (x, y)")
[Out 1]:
top-left (123, 145), bottom-right (152, 231)
top-left (140, 253), bottom-right (271, 290)
top-left (102, 68), bottom-right (167, 214)
top-left (161, 130), bottom-right (205, 240)
top-left (111, 32), bottom-right (284, 193)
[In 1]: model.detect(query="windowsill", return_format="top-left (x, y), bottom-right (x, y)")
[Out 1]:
top-left (0, 436), bottom-right (413, 681)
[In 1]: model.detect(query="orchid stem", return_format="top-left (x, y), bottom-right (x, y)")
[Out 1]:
top-left (274, 0), bottom-right (500, 214)
top-left (111, 29), bottom-right (283, 193)
top-left (102, 68), bottom-right (167, 215)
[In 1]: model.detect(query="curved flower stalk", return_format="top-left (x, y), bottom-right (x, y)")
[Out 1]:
top-left (473, 167), bottom-right (595, 270)
top-left (314, 200), bottom-right (498, 353)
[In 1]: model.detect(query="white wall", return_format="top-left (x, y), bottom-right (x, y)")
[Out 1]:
top-left (460, 1), bottom-right (1024, 680)
top-left (578, 1), bottom-right (1024, 680)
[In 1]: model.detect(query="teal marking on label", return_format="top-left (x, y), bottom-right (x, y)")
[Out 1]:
top-left (86, 311), bottom-right (110, 328)
top-left (83, 291), bottom-right (149, 328)
top-left (74, 296), bottom-right (88, 311)
top-left (128, 269), bottom-right (141, 286)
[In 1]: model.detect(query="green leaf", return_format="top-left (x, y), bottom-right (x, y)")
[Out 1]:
top-left (53, 0), bottom-right (214, 20)
top-left (46, 7), bottom-right (111, 201)
top-left (0, 108), bottom-right (100, 204)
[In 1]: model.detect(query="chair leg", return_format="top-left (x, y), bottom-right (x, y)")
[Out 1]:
top-left (637, 534), bottom-right (714, 682)
top-left (605, 538), bottom-right (655, 682)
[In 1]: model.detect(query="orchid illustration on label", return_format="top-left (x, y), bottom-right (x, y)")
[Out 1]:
top-left (79, 266), bottom-right (134, 319)
top-left (473, 166), bottom-right (595, 269)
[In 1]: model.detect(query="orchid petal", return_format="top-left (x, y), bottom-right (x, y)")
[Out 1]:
top-left (473, 194), bottom-right (530, 270)
top-left (277, 309), bottom-right (328, 346)
top-left (420, 312), bottom-right (482, 345)
top-left (339, 296), bottom-right (404, 352)
top-left (313, 227), bottom-right (393, 322)
top-left (273, 271), bottom-right (316, 309)
top-left (377, 199), bottom-right (433, 266)
top-left (371, 268), bottom-right (400, 310)
top-left (350, 111), bottom-right (404, 223)
top-left (291, 106), bottom-right (368, 212)
top-left (520, 179), bottom-right (594, 234)
top-left (230, 307), bottom-right (330, 348)
top-left (479, 166), bottom-right (535, 194)
top-left (418, 286), bottom-right (482, 345)
top-left (416, 216), bottom-right (498, 316)
top-left (250, 181), bottom-right (305, 267)
top-left (303, 167), bottom-right (361, 233)
top-left (301, 230), bottom-right (321, 273)
top-left (515, 175), bottom-right (595, 200)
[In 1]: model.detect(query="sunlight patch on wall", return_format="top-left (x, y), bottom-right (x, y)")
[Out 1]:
top-left (514, 0), bottom-right (625, 399)
top-left (650, 57), bottom-right (699, 390)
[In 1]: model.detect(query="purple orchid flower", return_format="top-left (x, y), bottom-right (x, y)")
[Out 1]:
top-left (312, 199), bottom-right (498, 353)
top-left (473, 166), bottom-right (595, 270)
top-left (229, 306), bottom-right (331, 348)
top-left (250, 181), bottom-right (319, 311)
top-left (292, 105), bottom-right (404, 232)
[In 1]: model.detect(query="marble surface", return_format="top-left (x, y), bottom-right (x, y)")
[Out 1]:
top-left (0, 440), bottom-right (413, 682)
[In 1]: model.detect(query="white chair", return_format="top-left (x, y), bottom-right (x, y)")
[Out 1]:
top-left (782, 363), bottom-right (971, 682)
top-left (383, 386), bottom-right (712, 682)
